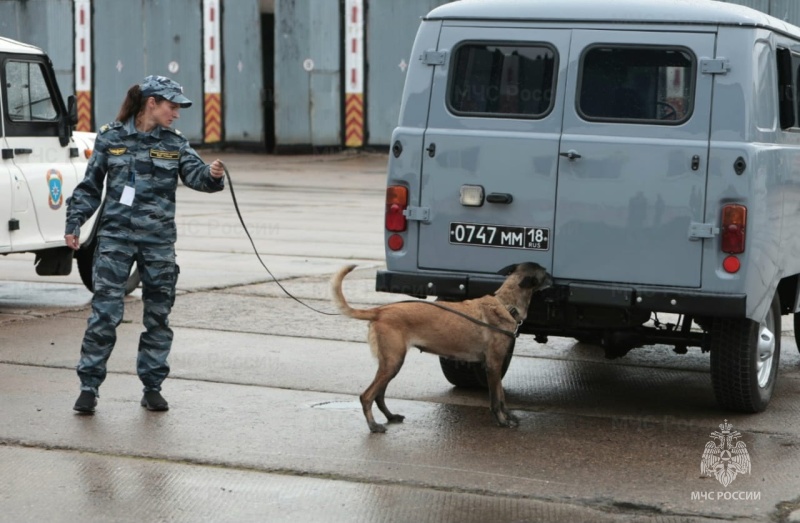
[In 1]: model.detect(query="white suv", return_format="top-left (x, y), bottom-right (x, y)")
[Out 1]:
top-left (0, 36), bottom-right (138, 293)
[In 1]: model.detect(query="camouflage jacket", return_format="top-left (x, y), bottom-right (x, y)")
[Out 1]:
top-left (65, 118), bottom-right (224, 244)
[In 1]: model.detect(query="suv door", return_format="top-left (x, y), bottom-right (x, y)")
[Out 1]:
top-left (0, 162), bottom-right (10, 249)
top-left (416, 26), bottom-right (570, 274)
top-left (554, 30), bottom-right (715, 287)
top-left (2, 55), bottom-right (80, 248)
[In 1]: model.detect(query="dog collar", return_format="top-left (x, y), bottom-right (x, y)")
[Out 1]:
top-left (506, 305), bottom-right (524, 337)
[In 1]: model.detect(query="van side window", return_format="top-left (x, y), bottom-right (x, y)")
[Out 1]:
top-left (448, 43), bottom-right (555, 118)
top-left (776, 47), bottom-right (799, 130)
top-left (753, 42), bottom-right (777, 131)
top-left (5, 60), bottom-right (58, 122)
top-left (578, 46), bottom-right (694, 124)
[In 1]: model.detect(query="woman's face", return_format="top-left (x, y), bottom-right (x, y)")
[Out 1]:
top-left (149, 98), bottom-right (181, 128)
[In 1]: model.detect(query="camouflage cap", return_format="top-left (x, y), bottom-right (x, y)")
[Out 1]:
top-left (140, 75), bottom-right (192, 107)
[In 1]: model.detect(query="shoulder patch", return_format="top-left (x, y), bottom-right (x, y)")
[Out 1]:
top-left (150, 149), bottom-right (180, 160)
top-left (99, 121), bottom-right (123, 134)
top-left (108, 147), bottom-right (127, 156)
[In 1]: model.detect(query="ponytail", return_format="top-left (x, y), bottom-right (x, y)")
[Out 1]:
top-left (115, 84), bottom-right (144, 122)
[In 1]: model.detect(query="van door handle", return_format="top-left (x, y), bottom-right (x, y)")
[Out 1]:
top-left (559, 149), bottom-right (581, 160)
top-left (14, 148), bottom-right (32, 155)
top-left (486, 193), bottom-right (513, 204)
top-left (426, 143), bottom-right (436, 157)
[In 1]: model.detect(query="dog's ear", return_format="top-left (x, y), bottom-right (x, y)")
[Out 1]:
top-left (518, 276), bottom-right (537, 289)
top-left (498, 264), bottom-right (519, 276)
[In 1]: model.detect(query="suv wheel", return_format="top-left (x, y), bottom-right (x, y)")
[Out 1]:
top-left (439, 341), bottom-right (515, 389)
top-left (709, 292), bottom-right (780, 412)
top-left (75, 239), bottom-right (140, 295)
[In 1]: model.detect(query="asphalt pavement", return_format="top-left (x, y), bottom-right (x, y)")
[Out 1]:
top-left (1, 152), bottom-right (799, 523)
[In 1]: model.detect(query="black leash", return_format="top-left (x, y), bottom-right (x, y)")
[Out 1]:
top-left (221, 163), bottom-right (338, 316)
top-left (221, 161), bottom-right (524, 335)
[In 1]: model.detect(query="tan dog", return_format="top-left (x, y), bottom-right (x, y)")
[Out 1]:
top-left (331, 262), bottom-right (552, 433)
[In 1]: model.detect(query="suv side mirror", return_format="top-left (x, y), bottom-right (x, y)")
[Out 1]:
top-left (57, 95), bottom-right (78, 147)
top-left (67, 95), bottom-right (79, 126)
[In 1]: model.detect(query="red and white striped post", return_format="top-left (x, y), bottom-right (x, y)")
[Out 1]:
top-left (73, 0), bottom-right (92, 131)
top-left (344, 0), bottom-right (364, 147)
top-left (203, 0), bottom-right (222, 143)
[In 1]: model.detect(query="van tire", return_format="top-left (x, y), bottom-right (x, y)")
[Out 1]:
top-left (439, 341), bottom-right (515, 389)
top-left (75, 239), bottom-right (140, 295)
top-left (793, 313), bottom-right (800, 353)
top-left (574, 333), bottom-right (603, 345)
top-left (709, 293), bottom-right (780, 413)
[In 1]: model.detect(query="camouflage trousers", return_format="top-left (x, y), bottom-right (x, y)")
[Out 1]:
top-left (77, 236), bottom-right (178, 395)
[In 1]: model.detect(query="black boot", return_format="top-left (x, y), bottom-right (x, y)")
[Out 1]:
top-left (140, 390), bottom-right (169, 411)
top-left (73, 391), bottom-right (97, 413)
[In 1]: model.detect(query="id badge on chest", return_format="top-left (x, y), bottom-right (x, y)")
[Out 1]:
top-left (120, 160), bottom-right (135, 206)
top-left (120, 185), bottom-right (135, 206)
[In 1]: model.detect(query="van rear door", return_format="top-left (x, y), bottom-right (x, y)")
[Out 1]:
top-left (416, 26), bottom-right (570, 274)
top-left (553, 30), bottom-right (715, 287)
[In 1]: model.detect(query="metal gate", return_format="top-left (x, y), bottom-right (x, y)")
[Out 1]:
top-left (0, 0), bottom-right (74, 101)
top-left (222, 0), bottom-right (264, 145)
top-left (93, 0), bottom-right (203, 141)
top-left (274, 0), bottom-right (341, 148)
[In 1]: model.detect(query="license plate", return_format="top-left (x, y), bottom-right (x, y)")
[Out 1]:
top-left (449, 222), bottom-right (550, 250)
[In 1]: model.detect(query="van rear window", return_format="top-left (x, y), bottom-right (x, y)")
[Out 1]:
top-left (578, 46), bottom-right (694, 123)
top-left (449, 43), bottom-right (556, 118)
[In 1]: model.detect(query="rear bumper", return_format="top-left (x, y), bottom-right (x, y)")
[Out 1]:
top-left (375, 269), bottom-right (746, 318)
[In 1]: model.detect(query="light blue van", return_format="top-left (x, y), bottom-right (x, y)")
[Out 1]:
top-left (377, 0), bottom-right (800, 413)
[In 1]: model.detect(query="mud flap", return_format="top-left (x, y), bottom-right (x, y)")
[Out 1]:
top-left (35, 247), bottom-right (74, 276)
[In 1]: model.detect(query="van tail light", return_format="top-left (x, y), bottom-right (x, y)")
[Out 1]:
top-left (385, 186), bottom-right (408, 232)
top-left (721, 204), bottom-right (746, 254)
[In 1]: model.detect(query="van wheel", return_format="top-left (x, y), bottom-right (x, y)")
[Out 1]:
top-left (574, 332), bottom-right (603, 345)
top-left (439, 341), bottom-right (515, 389)
top-left (709, 293), bottom-right (780, 413)
top-left (75, 239), bottom-right (140, 295)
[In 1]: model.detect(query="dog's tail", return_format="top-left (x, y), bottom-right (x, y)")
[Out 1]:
top-left (331, 265), bottom-right (380, 321)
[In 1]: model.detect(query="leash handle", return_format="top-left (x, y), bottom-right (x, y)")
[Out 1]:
top-left (222, 162), bottom-right (339, 316)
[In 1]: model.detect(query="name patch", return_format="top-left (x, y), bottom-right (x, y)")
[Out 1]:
top-left (108, 147), bottom-right (127, 156)
top-left (150, 149), bottom-right (180, 160)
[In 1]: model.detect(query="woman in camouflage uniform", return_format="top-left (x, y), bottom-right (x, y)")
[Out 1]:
top-left (65, 75), bottom-right (225, 413)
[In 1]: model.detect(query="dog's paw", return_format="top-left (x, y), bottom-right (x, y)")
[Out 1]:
top-left (369, 422), bottom-right (387, 433)
top-left (493, 411), bottom-right (520, 428)
top-left (387, 414), bottom-right (405, 424)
